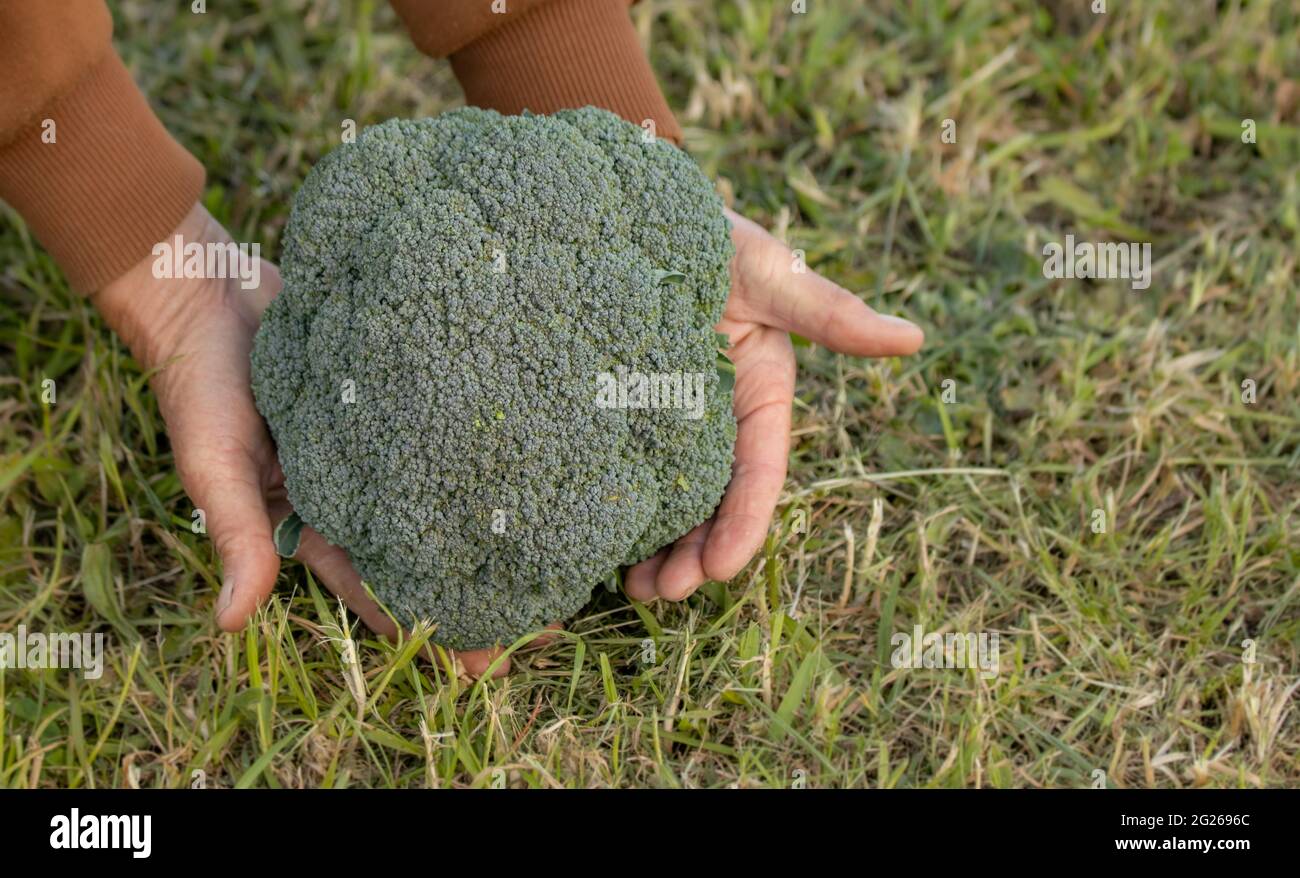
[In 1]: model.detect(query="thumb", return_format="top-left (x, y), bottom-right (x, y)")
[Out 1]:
top-left (188, 460), bottom-right (280, 631)
top-left (727, 210), bottom-right (924, 356)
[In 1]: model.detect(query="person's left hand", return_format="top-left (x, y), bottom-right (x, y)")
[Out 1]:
top-left (623, 209), bottom-right (925, 602)
top-left (94, 204), bottom-right (511, 677)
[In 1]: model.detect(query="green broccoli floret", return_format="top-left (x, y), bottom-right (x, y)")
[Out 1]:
top-left (250, 107), bottom-right (735, 650)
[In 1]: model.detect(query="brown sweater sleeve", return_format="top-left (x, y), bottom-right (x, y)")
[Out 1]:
top-left (390, 0), bottom-right (683, 144)
top-left (0, 0), bottom-right (205, 294)
top-left (0, 0), bottom-right (675, 294)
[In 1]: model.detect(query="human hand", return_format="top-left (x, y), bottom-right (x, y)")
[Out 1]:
top-left (93, 203), bottom-right (510, 676)
top-left (624, 208), bottom-right (925, 602)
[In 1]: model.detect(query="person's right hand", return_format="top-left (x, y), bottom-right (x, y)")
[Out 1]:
top-left (624, 209), bottom-right (924, 602)
top-left (93, 203), bottom-right (512, 676)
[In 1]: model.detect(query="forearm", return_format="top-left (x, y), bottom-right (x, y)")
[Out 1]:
top-left (91, 204), bottom-right (226, 370)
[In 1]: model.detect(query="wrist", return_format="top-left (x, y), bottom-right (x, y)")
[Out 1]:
top-left (90, 202), bottom-right (226, 368)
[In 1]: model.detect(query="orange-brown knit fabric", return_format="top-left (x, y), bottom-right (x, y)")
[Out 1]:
top-left (395, 0), bottom-right (683, 143)
top-left (0, 51), bottom-right (206, 293)
top-left (0, 2), bottom-right (205, 293)
top-left (0, 0), bottom-right (677, 293)
top-left (390, 0), bottom-right (554, 57)
top-left (0, 0), bottom-right (113, 143)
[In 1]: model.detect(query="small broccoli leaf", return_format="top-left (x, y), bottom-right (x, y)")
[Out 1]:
top-left (715, 330), bottom-right (731, 351)
top-left (716, 356), bottom-right (736, 395)
top-left (652, 269), bottom-right (686, 285)
top-left (273, 511), bottom-right (305, 558)
top-left (604, 570), bottom-right (622, 594)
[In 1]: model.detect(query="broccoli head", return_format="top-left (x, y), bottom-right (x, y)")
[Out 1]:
top-left (250, 107), bottom-right (736, 650)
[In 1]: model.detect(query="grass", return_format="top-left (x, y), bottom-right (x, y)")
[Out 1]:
top-left (1, 0), bottom-right (1298, 788)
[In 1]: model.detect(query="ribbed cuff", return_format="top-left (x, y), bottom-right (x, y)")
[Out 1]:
top-left (449, 0), bottom-right (683, 144)
top-left (390, 0), bottom-right (552, 57)
top-left (0, 51), bottom-right (205, 294)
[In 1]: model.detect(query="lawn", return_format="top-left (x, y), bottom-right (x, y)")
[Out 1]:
top-left (1, 0), bottom-right (1297, 788)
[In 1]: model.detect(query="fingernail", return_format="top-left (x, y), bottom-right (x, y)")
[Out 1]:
top-left (216, 577), bottom-right (235, 620)
top-left (879, 313), bottom-right (920, 329)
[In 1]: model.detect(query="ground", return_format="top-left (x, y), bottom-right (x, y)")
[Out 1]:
top-left (1, 0), bottom-right (1297, 788)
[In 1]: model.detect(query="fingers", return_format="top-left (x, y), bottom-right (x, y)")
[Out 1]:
top-left (625, 549), bottom-right (667, 602)
top-left (654, 519), bottom-right (714, 600)
top-left (291, 520), bottom-right (399, 639)
top-left (454, 646), bottom-right (511, 678)
top-left (294, 523), bottom-right (512, 677)
top-left (298, 527), bottom-right (512, 677)
top-left (726, 210), bottom-right (924, 357)
top-left (187, 452), bottom-right (280, 633)
top-left (241, 260), bottom-right (283, 322)
top-left (631, 327), bottom-right (796, 603)
top-left (278, 502), bottom-right (512, 678)
top-left (524, 622), bottom-right (565, 649)
top-left (703, 327), bottom-right (794, 581)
